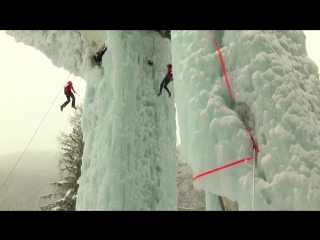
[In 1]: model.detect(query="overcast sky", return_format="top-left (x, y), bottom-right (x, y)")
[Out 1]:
top-left (0, 31), bottom-right (87, 155)
top-left (0, 30), bottom-right (319, 156)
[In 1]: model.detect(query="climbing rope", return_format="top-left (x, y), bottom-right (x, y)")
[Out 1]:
top-left (193, 157), bottom-right (253, 181)
top-left (252, 147), bottom-right (256, 211)
top-left (212, 35), bottom-right (234, 105)
top-left (193, 32), bottom-right (259, 182)
top-left (0, 67), bottom-right (76, 192)
top-left (147, 31), bottom-right (155, 66)
top-left (192, 31), bottom-right (260, 210)
top-left (151, 31), bottom-right (155, 59)
top-left (45, 74), bottom-right (82, 185)
top-left (211, 31), bottom-right (259, 153)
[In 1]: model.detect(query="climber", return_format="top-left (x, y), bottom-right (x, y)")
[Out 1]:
top-left (157, 63), bottom-right (173, 98)
top-left (60, 81), bottom-right (77, 111)
top-left (93, 46), bottom-right (107, 67)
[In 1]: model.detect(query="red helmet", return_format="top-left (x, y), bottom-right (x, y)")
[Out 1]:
top-left (167, 63), bottom-right (172, 68)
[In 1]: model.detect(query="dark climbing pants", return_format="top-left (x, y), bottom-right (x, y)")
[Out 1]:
top-left (159, 77), bottom-right (171, 94)
top-left (62, 91), bottom-right (75, 108)
top-left (94, 55), bottom-right (101, 65)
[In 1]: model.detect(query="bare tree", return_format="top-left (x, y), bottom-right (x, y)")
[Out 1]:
top-left (176, 145), bottom-right (238, 211)
top-left (176, 145), bottom-right (206, 211)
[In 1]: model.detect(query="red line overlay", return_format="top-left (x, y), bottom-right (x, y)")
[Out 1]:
top-left (193, 31), bottom-right (259, 182)
top-left (213, 38), bottom-right (234, 104)
top-left (239, 116), bottom-right (260, 153)
top-left (193, 157), bottom-right (253, 181)
top-left (210, 30), bottom-right (259, 153)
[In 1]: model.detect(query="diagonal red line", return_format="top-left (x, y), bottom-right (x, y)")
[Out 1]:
top-left (210, 30), bottom-right (259, 153)
top-left (193, 157), bottom-right (253, 181)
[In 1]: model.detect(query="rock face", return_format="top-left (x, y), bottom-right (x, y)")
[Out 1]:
top-left (222, 197), bottom-right (238, 211)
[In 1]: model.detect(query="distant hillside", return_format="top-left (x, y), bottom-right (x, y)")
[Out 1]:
top-left (0, 150), bottom-right (61, 210)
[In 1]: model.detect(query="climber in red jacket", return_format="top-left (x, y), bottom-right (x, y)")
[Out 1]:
top-left (157, 63), bottom-right (173, 98)
top-left (60, 81), bottom-right (77, 111)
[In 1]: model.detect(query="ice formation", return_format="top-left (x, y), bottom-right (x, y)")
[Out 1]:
top-left (7, 30), bottom-right (177, 210)
top-left (6, 30), bottom-right (320, 210)
top-left (77, 31), bottom-right (176, 210)
top-left (172, 30), bottom-right (320, 210)
top-left (6, 30), bottom-right (91, 78)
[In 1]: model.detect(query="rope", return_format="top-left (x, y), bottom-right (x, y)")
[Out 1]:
top-left (147, 31), bottom-right (155, 61)
top-left (0, 67), bottom-right (76, 192)
top-left (151, 32), bottom-right (155, 59)
top-left (252, 147), bottom-right (255, 211)
top-left (210, 30), bottom-right (259, 153)
top-left (46, 74), bottom-right (82, 184)
top-left (193, 31), bottom-right (260, 210)
top-left (212, 35), bottom-right (234, 105)
top-left (193, 157), bottom-right (253, 181)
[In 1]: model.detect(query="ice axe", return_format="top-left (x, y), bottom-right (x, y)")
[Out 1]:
top-left (75, 92), bottom-right (80, 96)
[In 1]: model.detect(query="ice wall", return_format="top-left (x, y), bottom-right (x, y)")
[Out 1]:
top-left (7, 30), bottom-right (93, 78)
top-left (77, 31), bottom-right (177, 210)
top-left (8, 30), bottom-right (177, 210)
top-left (172, 30), bottom-right (320, 210)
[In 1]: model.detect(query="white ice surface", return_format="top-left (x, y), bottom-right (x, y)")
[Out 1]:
top-left (9, 30), bottom-right (320, 210)
top-left (8, 30), bottom-right (177, 210)
top-left (7, 30), bottom-right (94, 78)
top-left (172, 30), bottom-right (320, 210)
top-left (77, 31), bottom-right (177, 210)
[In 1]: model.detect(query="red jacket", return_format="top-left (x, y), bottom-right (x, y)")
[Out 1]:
top-left (166, 67), bottom-right (173, 78)
top-left (64, 82), bottom-right (75, 93)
